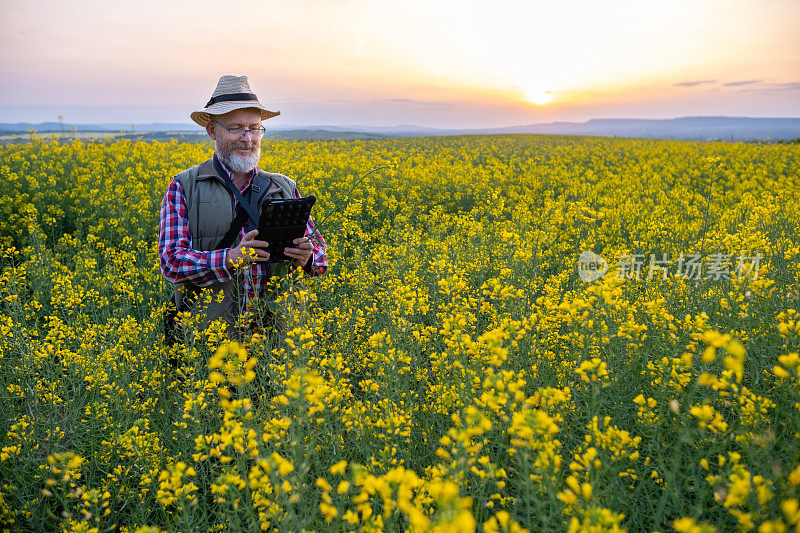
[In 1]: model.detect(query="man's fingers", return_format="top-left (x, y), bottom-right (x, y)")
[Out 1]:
top-left (284, 248), bottom-right (311, 260)
top-left (283, 248), bottom-right (302, 258)
top-left (248, 247), bottom-right (270, 258)
top-left (241, 249), bottom-right (270, 263)
top-left (238, 244), bottom-right (271, 264)
top-left (228, 234), bottom-right (272, 267)
top-left (293, 237), bottom-right (310, 245)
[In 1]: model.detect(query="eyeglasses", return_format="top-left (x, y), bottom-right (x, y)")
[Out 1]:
top-left (213, 121), bottom-right (266, 137)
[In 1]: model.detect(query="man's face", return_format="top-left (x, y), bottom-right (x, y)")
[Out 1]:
top-left (209, 108), bottom-right (263, 173)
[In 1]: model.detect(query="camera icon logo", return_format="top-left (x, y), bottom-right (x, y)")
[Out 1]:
top-left (578, 251), bottom-right (608, 282)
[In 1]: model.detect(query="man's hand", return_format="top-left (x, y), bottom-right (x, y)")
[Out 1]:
top-left (284, 237), bottom-right (313, 269)
top-left (226, 229), bottom-right (270, 268)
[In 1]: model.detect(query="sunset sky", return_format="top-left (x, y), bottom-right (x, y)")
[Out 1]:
top-left (1, 0), bottom-right (798, 128)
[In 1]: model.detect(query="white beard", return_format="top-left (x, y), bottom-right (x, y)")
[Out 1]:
top-left (216, 142), bottom-right (261, 173)
top-left (226, 151), bottom-right (260, 173)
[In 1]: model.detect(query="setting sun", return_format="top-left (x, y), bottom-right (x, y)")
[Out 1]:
top-left (524, 89), bottom-right (554, 106)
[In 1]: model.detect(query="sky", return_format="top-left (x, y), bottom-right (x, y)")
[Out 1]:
top-left (0, 0), bottom-right (798, 128)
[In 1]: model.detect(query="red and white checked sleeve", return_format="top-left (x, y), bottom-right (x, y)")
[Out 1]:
top-left (158, 177), bottom-right (233, 287)
top-left (295, 186), bottom-right (328, 276)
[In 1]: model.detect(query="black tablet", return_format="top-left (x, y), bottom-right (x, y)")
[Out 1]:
top-left (257, 196), bottom-right (316, 263)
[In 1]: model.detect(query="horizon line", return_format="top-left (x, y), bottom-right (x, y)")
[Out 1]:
top-left (3, 114), bottom-right (800, 130)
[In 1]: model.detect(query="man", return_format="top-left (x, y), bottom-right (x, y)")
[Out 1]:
top-left (159, 75), bottom-right (327, 338)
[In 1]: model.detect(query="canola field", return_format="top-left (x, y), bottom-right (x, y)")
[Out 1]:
top-left (0, 134), bottom-right (799, 532)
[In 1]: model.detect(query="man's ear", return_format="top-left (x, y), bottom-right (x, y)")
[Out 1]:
top-left (206, 121), bottom-right (216, 140)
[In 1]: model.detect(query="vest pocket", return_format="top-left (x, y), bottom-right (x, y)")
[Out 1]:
top-left (193, 199), bottom-right (234, 249)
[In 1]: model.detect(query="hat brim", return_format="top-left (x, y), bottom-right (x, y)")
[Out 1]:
top-left (191, 102), bottom-right (280, 127)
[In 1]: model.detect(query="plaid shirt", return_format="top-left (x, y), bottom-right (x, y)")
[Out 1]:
top-left (159, 159), bottom-right (327, 301)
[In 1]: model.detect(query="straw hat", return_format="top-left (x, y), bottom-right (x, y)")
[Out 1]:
top-left (190, 75), bottom-right (280, 127)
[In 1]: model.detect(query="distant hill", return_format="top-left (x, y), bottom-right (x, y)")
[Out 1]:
top-left (480, 117), bottom-right (800, 141)
top-left (0, 122), bottom-right (199, 134)
top-left (2, 116), bottom-right (799, 141)
top-left (112, 129), bottom-right (389, 142)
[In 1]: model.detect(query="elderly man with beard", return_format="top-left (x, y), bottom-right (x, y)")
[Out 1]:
top-left (159, 75), bottom-right (327, 340)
